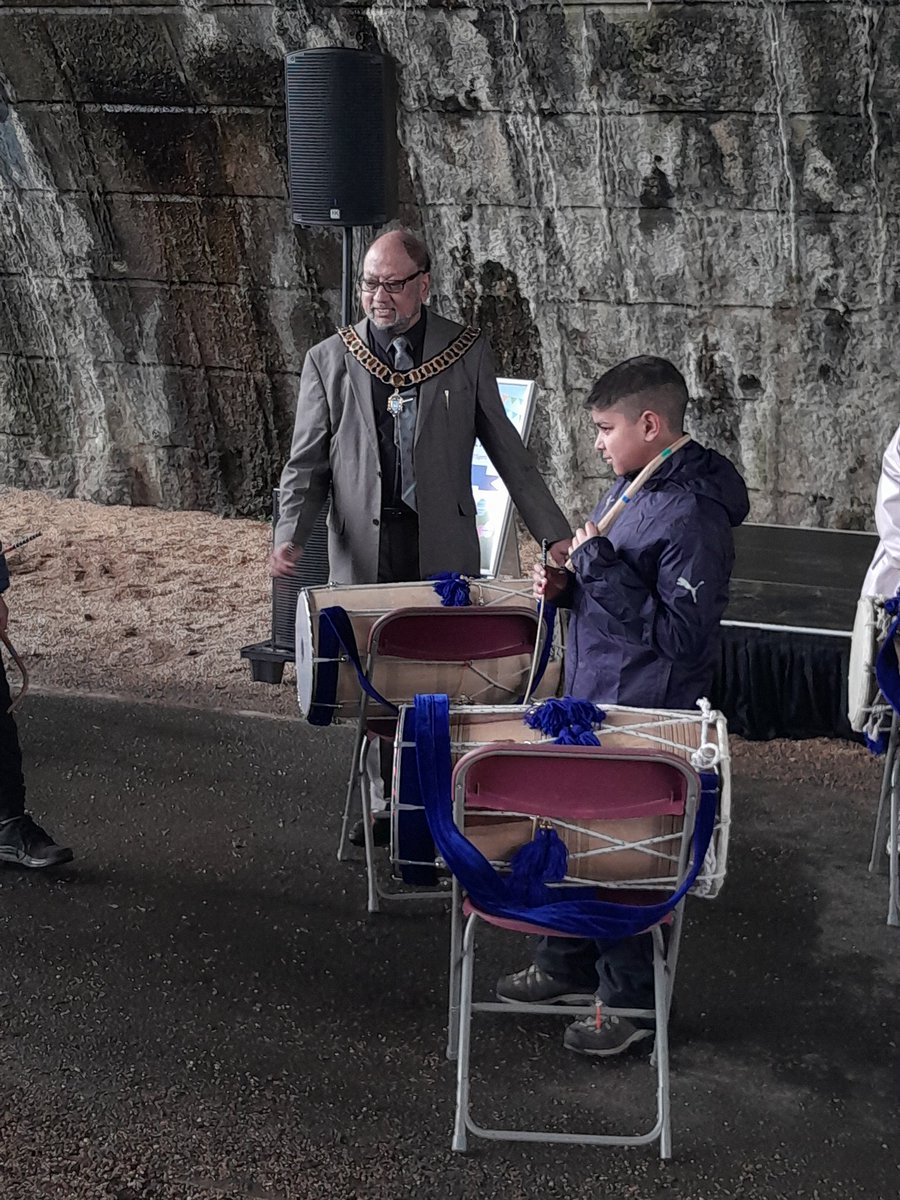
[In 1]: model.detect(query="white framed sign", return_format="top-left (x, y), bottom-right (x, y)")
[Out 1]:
top-left (471, 378), bottom-right (538, 578)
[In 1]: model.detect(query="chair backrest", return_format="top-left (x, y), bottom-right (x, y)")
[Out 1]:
top-left (453, 743), bottom-right (701, 889)
top-left (367, 606), bottom-right (540, 663)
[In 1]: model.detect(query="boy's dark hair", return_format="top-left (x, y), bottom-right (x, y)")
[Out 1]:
top-left (584, 356), bottom-right (689, 431)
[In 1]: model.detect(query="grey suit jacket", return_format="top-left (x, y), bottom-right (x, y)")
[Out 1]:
top-left (275, 310), bottom-right (571, 584)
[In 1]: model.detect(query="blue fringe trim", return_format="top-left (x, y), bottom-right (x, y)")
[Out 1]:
top-left (508, 825), bottom-right (569, 905)
top-left (428, 572), bottom-right (471, 607)
top-left (524, 696), bottom-right (607, 746)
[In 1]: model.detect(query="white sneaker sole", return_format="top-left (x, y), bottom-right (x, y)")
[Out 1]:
top-left (497, 990), bottom-right (595, 1006)
top-left (0, 848), bottom-right (74, 869)
top-left (564, 1027), bottom-right (654, 1057)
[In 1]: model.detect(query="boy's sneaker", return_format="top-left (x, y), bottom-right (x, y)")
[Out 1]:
top-left (563, 1014), bottom-right (654, 1058)
top-left (496, 964), bottom-right (595, 1005)
top-left (0, 815), bottom-right (74, 869)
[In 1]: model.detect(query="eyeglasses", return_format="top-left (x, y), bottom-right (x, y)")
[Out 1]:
top-left (359, 270), bottom-right (425, 295)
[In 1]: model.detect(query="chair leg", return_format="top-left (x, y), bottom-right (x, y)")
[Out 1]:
top-left (869, 722), bottom-right (896, 873)
top-left (663, 907), bottom-right (686, 1025)
top-left (452, 914), bottom-right (477, 1153)
top-left (362, 759), bottom-right (381, 915)
top-left (888, 742), bottom-right (900, 927)
top-left (447, 879), bottom-right (463, 1061)
top-left (337, 718), bottom-right (368, 863)
top-left (651, 925), bottom-right (672, 1160)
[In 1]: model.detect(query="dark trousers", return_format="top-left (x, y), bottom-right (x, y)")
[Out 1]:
top-left (0, 655), bottom-right (26, 822)
top-left (376, 507), bottom-right (420, 793)
top-left (377, 506), bottom-right (420, 584)
top-left (535, 934), bottom-right (656, 1021)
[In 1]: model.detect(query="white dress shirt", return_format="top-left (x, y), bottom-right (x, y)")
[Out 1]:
top-left (862, 422), bottom-right (900, 597)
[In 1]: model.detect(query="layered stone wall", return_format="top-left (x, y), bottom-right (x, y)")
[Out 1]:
top-left (1, 0), bottom-right (897, 527)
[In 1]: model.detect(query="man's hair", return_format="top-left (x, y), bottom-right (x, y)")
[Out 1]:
top-left (584, 356), bottom-right (689, 431)
top-left (370, 227), bottom-right (432, 273)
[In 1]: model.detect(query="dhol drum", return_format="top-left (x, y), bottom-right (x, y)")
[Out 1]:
top-left (391, 702), bottom-right (730, 896)
top-left (848, 595), bottom-right (895, 736)
top-left (295, 579), bottom-right (562, 725)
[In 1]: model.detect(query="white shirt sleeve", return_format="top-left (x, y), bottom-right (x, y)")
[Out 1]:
top-left (875, 424), bottom-right (900, 567)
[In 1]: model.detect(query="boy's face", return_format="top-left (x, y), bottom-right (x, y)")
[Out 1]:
top-left (590, 402), bottom-right (658, 476)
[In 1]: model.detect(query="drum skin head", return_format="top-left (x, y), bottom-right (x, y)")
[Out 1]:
top-left (295, 592), bottom-right (316, 718)
top-left (848, 596), bottom-right (881, 734)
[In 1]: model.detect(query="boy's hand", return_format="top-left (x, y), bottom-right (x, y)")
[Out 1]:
top-left (0, 596), bottom-right (7, 636)
top-left (546, 538), bottom-right (571, 567)
top-left (570, 521), bottom-right (600, 553)
top-left (532, 562), bottom-right (569, 602)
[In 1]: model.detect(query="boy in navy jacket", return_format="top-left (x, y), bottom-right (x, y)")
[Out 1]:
top-left (497, 356), bottom-right (748, 1056)
top-left (0, 545), bottom-right (73, 868)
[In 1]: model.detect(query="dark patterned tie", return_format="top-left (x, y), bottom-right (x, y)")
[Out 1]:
top-left (390, 336), bottom-right (418, 512)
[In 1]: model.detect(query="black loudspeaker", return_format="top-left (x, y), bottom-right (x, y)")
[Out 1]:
top-left (284, 47), bottom-right (397, 227)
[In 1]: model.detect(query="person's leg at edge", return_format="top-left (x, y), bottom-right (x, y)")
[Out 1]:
top-left (0, 655), bottom-right (73, 869)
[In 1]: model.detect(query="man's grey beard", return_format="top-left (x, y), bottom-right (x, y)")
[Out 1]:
top-left (367, 305), bottom-right (424, 336)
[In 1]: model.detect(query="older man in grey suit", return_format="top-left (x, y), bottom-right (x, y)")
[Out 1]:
top-left (270, 229), bottom-right (571, 846)
top-left (270, 229), bottom-right (571, 584)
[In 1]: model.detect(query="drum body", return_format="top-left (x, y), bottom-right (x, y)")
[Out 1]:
top-left (392, 703), bottom-right (730, 896)
top-left (848, 595), bottom-right (893, 735)
top-left (295, 580), bottom-right (560, 723)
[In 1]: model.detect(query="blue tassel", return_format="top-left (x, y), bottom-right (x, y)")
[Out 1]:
top-left (508, 824), bottom-right (569, 905)
top-left (886, 595), bottom-right (900, 617)
top-left (525, 696), bottom-right (606, 744)
top-left (428, 571), bottom-right (471, 607)
top-left (555, 724), bottom-right (601, 746)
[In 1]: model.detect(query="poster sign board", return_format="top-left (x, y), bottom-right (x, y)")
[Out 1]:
top-left (471, 379), bottom-right (537, 578)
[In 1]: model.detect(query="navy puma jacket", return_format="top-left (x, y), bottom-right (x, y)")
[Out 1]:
top-left (562, 440), bottom-right (749, 709)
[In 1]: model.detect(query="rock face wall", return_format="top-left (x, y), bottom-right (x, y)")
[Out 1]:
top-left (1, 0), bottom-right (898, 528)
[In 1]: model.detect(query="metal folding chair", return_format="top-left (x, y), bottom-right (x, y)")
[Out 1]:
top-left (445, 742), bottom-right (709, 1158)
top-left (336, 606), bottom-right (544, 913)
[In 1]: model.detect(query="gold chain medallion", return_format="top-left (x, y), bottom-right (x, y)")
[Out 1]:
top-left (338, 324), bottom-right (481, 414)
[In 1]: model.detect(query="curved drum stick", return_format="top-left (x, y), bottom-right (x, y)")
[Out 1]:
top-left (566, 433), bottom-right (692, 570)
top-left (523, 539), bottom-right (549, 704)
top-left (1, 632), bottom-right (29, 714)
top-left (0, 531), bottom-right (40, 712)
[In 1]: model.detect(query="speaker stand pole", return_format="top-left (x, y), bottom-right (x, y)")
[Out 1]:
top-left (341, 226), bottom-right (353, 325)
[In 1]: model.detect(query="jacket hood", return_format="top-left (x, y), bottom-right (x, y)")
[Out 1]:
top-left (641, 440), bottom-right (750, 528)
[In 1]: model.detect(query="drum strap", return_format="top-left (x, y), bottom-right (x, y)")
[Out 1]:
top-left (413, 692), bottom-right (719, 939)
top-left (307, 606), bottom-right (400, 727)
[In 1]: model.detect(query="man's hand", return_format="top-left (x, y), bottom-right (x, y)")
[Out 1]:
top-left (546, 538), bottom-right (572, 567)
top-left (268, 543), bottom-right (303, 578)
top-left (532, 562), bottom-right (569, 603)
top-left (570, 521), bottom-right (600, 554)
top-left (0, 596), bottom-right (7, 637)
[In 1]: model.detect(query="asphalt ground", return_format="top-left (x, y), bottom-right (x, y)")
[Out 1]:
top-left (0, 694), bottom-right (898, 1200)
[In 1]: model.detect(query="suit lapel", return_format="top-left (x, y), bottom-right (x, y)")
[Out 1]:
top-left (415, 310), bottom-right (456, 446)
top-left (344, 318), bottom-right (378, 454)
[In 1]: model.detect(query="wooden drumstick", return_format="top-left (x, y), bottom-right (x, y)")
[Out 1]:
top-left (565, 433), bottom-right (691, 571)
top-left (3, 531), bottom-right (42, 555)
top-left (1, 631), bottom-right (28, 714)
top-left (523, 539), bottom-right (549, 704)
